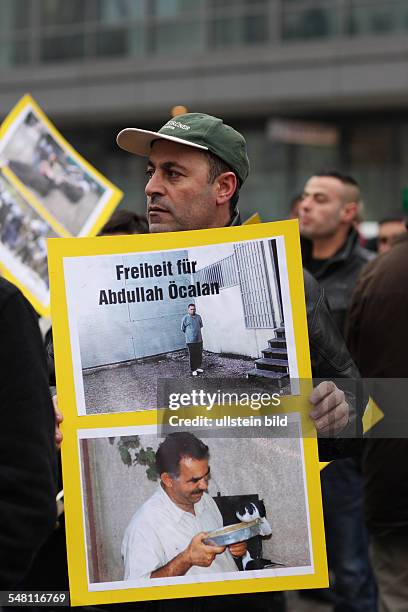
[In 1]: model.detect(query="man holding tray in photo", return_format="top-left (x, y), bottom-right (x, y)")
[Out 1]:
top-left (122, 432), bottom-right (246, 580)
top-left (117, 112), bottom-right (363, 449)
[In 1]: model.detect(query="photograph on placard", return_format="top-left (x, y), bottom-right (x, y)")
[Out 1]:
top-left (78, 423), bottom-right (313, 590)
top-left (0, 95), bottom-right (122, 237)
top-left (62, 236), bottom-right (298, 415)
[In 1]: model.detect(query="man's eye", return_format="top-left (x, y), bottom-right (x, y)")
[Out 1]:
top-left (167, 170), bottom-right (181, 178)
top-left (145, 169), bottom-right (154, 179)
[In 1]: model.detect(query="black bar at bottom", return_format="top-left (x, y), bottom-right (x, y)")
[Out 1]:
top-left (0, 591), bottom-right (69, 606)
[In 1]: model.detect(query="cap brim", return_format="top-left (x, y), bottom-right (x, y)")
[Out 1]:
top-left (116, 128), bottom-right (208, 156)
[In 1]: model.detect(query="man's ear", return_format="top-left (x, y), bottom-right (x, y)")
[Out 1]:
top-left (161, 472), bottom-right (174, 489)
top-left (341, 201), bottom-right (358, 224)
top-left (215, 172), bottom-right (237, 206)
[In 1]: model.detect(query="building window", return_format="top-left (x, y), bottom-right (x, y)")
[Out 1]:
top-left (40, 33), bottom-right (86, 62)
top-left (39, 0), bottom-right (87, 27)
top-left (348, 1), bottom-right (405, 36)
top-left (282, 1), bottom-right (339, 40)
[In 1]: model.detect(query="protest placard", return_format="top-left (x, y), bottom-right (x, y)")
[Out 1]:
top-left (0, 94), bottom-right (122, 315)
top-left (48, 220), bottom-right (328, 606)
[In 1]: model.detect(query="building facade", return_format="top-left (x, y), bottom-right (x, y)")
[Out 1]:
top-left (1, 0), bottom-right (408, 222)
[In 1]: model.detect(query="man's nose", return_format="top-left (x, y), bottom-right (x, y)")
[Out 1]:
top-left (299, 196), bottom-right (310, 211)
top-left (198, 478), bottom-right (208, 491)
top-left (145, 171), bottom-right (165, 197)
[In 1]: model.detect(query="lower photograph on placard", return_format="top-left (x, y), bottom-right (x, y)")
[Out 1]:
top-left (76, 420), bottom-right (319, 597)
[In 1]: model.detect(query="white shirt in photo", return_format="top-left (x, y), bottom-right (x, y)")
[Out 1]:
top-left (121, 485), bottom-right (237, 580)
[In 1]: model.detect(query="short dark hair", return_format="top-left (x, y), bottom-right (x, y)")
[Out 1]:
top-left (204, 151), bottom-right (240, 215)
top-left (313, 170), bottom-right (359, 189)
top-left (379, 211), bottom-right (407, 226)
top-left (311, 171), bottom-right (361, 207)
top-left (188, 303), bottom-right (195, 308)
top-left (155, 433), bottom-right (209, 478)
top-left (99, 209), bottom-right (148, 235)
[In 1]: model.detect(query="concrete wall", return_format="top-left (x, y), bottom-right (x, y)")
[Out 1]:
top-left (65, 250), bottom-right (190, 368)
top-left (67, 239), bottom-right (284, 368)
top-left (81, 428), bottom-right (311, 584)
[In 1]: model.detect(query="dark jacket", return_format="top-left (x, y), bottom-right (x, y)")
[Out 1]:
top-left (301, 228), bottom-right (374, 334)
top-left (303, 269), bottom-right (364, 459)
top-left (346, 232), bottom-right (408, 534)
top-left (0, 278), bottom-right (57, 588)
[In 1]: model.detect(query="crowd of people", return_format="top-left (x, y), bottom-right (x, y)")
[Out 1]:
top-left (0, 183), bottom-right (50, 285)
top-left (0, 111), bottom-right (406, 612)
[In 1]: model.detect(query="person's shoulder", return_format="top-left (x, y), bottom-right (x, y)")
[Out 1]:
top-left (354, 244), bottom-right (376, 264)
top-left (0, 277), bottom-right (23, 311)
top-left (204, 491), bottom-right (217, 505)
top-left (302, 268), bottom-right (321, 303)
top-left (0, 278), bottom-right (38, 325)
top-left (127, 489), bottom-right (163, 529)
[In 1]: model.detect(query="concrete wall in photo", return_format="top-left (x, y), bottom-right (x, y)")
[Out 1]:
top-left (67, 238), bottom-right (288, 369)
top-left (67, 250), bottom-right (190, 368)
top-left (81, 429), bottom-right (311, 584)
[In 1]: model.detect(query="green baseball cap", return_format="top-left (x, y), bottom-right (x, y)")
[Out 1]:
top-left (116, 113), bottom-right (250, 185)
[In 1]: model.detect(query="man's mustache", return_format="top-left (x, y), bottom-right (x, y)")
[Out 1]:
top-left (148, 195), bottom-right (170, 211)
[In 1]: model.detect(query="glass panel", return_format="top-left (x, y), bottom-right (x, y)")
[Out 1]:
top-left (282, 4), bottom-right (339, 40)
top-left (210, 0), bottom-right (267, 8)
top-left (40, 33), bottom-right (86, 61)
top-left (212, 14), bottom-right (268, 47)
top-left (348, 1), bottom-right (404, 36)
top-left (0, 37), bottom-right (30, 67)
top-left (40, 0), bottom-right (86, 26)
top-left (154, 20), bottom-right (205, 53)
top-left (0, 0), bottom-right (30, 32)
top-left (96, 0), bottom-right (145, 23)
top-left (96, 29), bottom-right (128, 57)
top-left (94, 26), bottom-right (145, 56)
top-left (241, 129), bottom-right (292, 222)
top-left (295, 143), bottom-right (339, 191)
top-left (348, 125), bottom-right (397, 220)
top-left (154, 0), bottom-right (204, 17)
top-left (129, 26), bottom-right (145, 54)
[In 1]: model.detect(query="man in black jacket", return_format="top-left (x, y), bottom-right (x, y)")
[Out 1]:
top-left (299, 171), bottom-right (374, 334)
top-left (0, 277), bottom-right (56, 588)
top-left (299, 171), bottom-right (376, 611)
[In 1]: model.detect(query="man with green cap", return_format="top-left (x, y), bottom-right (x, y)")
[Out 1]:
top-left (117, 112), bottom-right (362, 443)
top-left (117, 113), bottom-right (247, 233)
top-left (116, 112), bottom-right (363, 612)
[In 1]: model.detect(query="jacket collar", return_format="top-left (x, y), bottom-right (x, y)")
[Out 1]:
top-left (301, 227), bottom-right (361, 278)
top-left (229, 208), bottom-right (241, 226)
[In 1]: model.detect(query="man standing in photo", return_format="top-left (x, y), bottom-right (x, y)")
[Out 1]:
top-left (181, 303), bottom-right (203, 376)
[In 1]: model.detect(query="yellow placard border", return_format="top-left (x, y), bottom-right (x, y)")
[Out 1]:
top-left (0, 94), bottom-right (123, 316)
top-left (49, 219), bottom-right (328, 605)
top-left (0, 94), bottom-right (123, 237)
